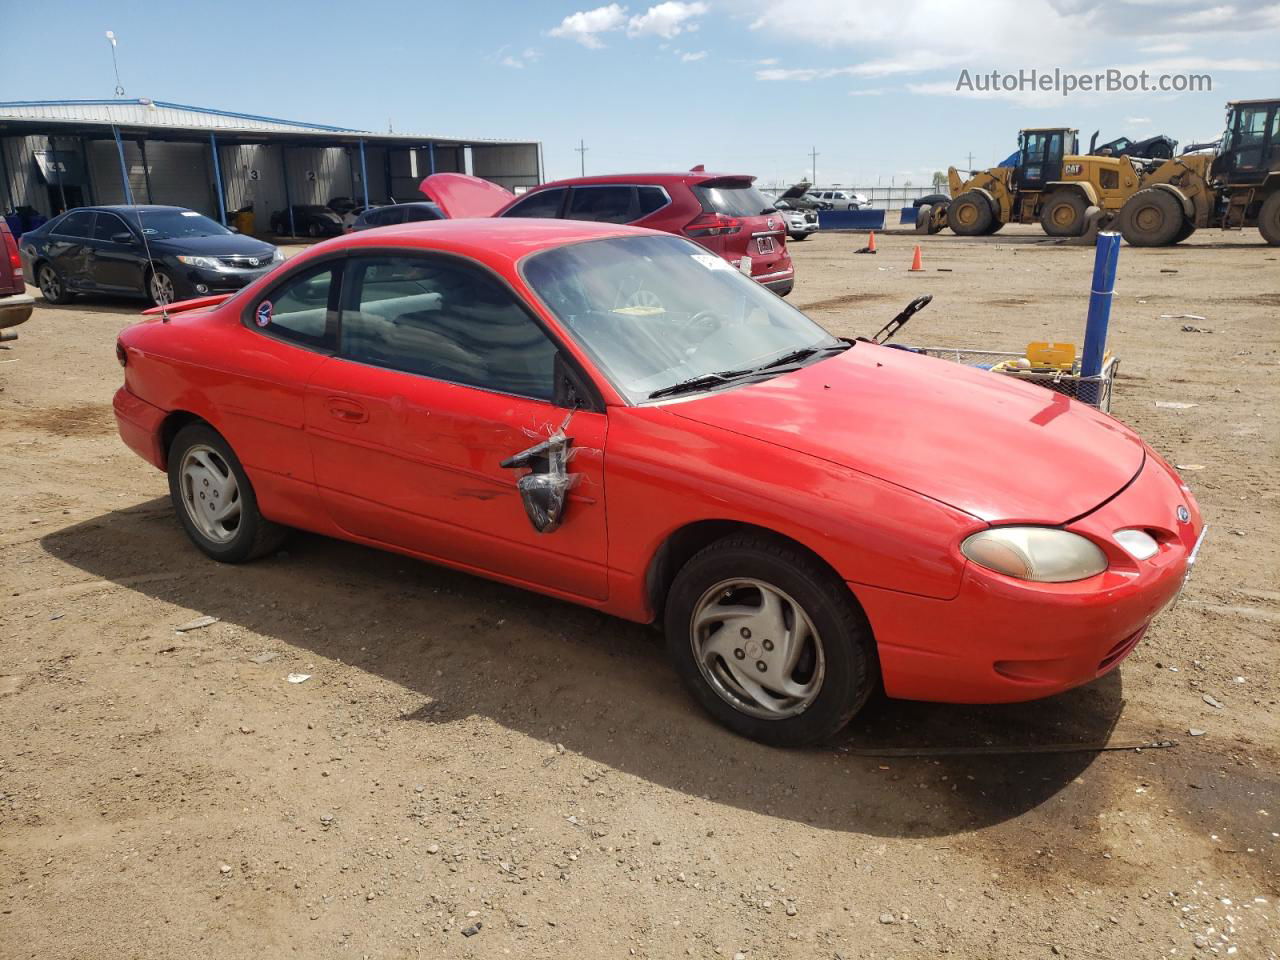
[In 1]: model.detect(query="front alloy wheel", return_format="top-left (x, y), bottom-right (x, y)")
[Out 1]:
top-left (664, 535), bottom-right (876, 746)
top-left (691, 578), bottom-right (825, 719)
top-left (149, 269), bottom-right (176, 306)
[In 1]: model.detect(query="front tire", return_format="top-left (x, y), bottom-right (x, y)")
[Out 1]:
top-left (947, 191), bottom-right (995, 236)
top-left (147, 267), bottom-right (178, 307)
top-left (663, 535), bottom-right (876, 747)
top-left (1258, 191), bottom-right (1280, 246)
top-left (1040, 191), bottom-right (1088, 237)
top-left (1119, 188), bottom-right (1184, 246)
top-left (167, 423), bottom-right (287, 563)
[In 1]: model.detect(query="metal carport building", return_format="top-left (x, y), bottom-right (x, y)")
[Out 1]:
top-left (0, 99), bottom-right (542, 234)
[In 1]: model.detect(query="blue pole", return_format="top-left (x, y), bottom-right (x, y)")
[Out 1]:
top-left (281, 146), bottom-right (295, 236)
top-left (1080, 231), bottom-right (1121, 407)
top-left (210, 133), bottom-right (227, 226)
top-left (110, 125), bottom-right (135, 204)
top-left (358, 139), bottom-right (370, 208)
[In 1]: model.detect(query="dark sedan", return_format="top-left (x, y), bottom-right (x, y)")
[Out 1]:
top-left (270, 205), bottom-right (344, 238)
top-left (19, 206), bottom-right (282, 307)
top-left (348, 201), bottom-right (445, 232)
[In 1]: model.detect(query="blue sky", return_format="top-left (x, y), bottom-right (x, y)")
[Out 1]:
top-left (2, 0), bottom-right (1277, 187)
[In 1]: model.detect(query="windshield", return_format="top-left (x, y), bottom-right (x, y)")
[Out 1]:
top-left (522, 234), bottom-right (841, 403)
top-left (122, 209), bottom-right (231, 240)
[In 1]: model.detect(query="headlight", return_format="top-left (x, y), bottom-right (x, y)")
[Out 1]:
top-left (176, 255), bottom-right (223, 270)
top-left (961, 527), bottom-right (1108, 583)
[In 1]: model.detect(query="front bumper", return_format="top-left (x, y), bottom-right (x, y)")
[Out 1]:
top-left (177, 264), bottom-right (276, 296)
top-left (859, 451), bottom-right (1204, 704)
top-left (0, 292), bottom-right (35, 330)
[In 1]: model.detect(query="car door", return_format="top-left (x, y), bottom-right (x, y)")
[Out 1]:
top-left (88, 211), bottom-right (145, 293)
top-left (45, 209), bottom-right (95, 290)
top-left (304, 251), bottom-right (609, 600)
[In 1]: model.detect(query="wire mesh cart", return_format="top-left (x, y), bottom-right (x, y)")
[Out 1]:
top-left (917, 348), bottom-right (1120, 413)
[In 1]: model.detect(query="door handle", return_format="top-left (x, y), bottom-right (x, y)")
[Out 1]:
top-left (326, 397), bottom-right (368, 423)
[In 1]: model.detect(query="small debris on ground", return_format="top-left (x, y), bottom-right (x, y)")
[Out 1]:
top-left (249, 651), bottom-right (278, 664)
top-left (175, 615), bottom-right (219, 633)
top-left (286, 673), bottom-right (311, 684)
top-left (1202, 694), bottom-right (1224, 709)
top-left (461, 922), bottom-right (482, 937)
top-left (1155, 401), bottom-right (1198, 409)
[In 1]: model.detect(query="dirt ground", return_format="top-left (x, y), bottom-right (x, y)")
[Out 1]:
top-left (1, 226), bottom-right (1277, 960)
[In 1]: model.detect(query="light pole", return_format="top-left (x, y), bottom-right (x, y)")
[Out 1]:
top-left (105, 31), bottom-right (125, 97)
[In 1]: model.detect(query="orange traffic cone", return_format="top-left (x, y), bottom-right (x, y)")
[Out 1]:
top-left (856, 230), bottom-right (878, 255)
top-left (909, 244), bottom-right (924, 271)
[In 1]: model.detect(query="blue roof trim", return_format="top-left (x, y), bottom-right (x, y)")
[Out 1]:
top-left (0, 98), bottom-right (364, 133)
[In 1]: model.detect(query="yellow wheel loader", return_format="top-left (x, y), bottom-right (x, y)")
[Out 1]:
top-left (1117, 99), bottom-right (1280, 247)
top-left (937, 128), bottom-right (1146, 237)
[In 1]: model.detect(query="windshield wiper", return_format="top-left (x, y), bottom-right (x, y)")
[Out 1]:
top-left (648, 368), bottom-right (755, 400)
top-left (753, 341), bottom-right (850, 372)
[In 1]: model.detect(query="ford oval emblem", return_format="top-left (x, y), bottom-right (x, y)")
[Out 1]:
top-left (1176, 505), bottom-right (1190, 523)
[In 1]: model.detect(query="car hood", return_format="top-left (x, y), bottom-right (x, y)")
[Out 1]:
top-left (419, 173), bottom-right (515, 219)
top-left (666, 344), bottom-right (1145, 524)
top-left (150, 234), bottom-right (277, 257)
top-left (777, 181), bottom-right (813, 200)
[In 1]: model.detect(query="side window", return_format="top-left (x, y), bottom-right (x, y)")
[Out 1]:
top-left (404, 206), bottom-right (440, 222)
top-left (340, 255), bottom-right (558, 401)
top-left (379, 208), bottom-right (405, 225)
top-left (637, 186), bottom-right (669, 216)
top-left (502, 187), bottom-right (567, 218)
top-left (56, 210), bottom-right (95, 238)
top-left (93, 212), bottom-right (130, 242)
top-left (566, 186), bottom-right (636, 223)
top-left (249, 263), bottom-right (339, 351)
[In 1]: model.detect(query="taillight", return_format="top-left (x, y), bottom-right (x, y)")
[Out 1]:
top-left (2, 229), bottom-right (21, 281)
top-left (684, 212), bottom-right (742, 237)
top-left (116, 341), bottom-right (128, 367)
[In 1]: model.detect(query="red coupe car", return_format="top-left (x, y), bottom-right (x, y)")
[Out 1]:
top-left (113, 218), bottom-right (1205, 746)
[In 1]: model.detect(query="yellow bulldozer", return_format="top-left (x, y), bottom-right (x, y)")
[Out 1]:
top-left (932, 127), bottom-right (1147, 237)
top-left (1116, 98), bottom-right (1279, 247)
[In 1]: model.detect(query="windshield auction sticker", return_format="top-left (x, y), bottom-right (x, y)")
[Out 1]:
top-left (691, 254), bottom-right (733, 271)
top-left (255, 301), bottom-right (273, 327)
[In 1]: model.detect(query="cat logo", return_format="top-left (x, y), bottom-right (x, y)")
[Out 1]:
top-left (1064, 162), bottom-right (1083, 176)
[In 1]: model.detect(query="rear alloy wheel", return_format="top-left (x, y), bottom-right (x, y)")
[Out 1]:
top-left (1258, 191), bottom-right (1280, 246)
top-left (1119, 188), bottom-right (1184, 246)
top-left (37, 263), bottom-right (70, 304)
top-left (148, 268), bottom-right (177, 307)
top-left (947, 191), bottom-right (995, 236)
top-left (664, 535), bottom-right (876, 746)
top-left (307, 222), bottom-right (321, 238)
top-left (1040, 191), bottom-right (1088, 237)
top-left (167, 423), bottom-right (287, 563)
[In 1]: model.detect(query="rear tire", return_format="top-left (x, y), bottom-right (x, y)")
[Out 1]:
top-left (947, 191), bottom-right (995, 236)
top-left (36, 263), bottom-right (71, 304)
top-left (1172, 219), bottom-right (1196, 244)
top-left (167, 423), bottom-right (288, 564)
top-left (1258, 191), bottom-right (1280, 246)
top-left (663, 534), bottom-right (876, 747)
top-left (1040, 191), bottom-right (1088, 237)
top-left (1119, 188), bottom-right (1184, 246)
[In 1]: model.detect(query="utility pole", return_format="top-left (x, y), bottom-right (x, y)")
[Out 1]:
top-left (808, 146), bottom-right (819, 185)
top-left (965, 151), bottom-right (975, 172)
top-left (575, 139), bottom-right (588, 177)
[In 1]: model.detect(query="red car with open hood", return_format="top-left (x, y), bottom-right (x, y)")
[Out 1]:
top-left (112, 218), bottom-right (1204, 746)
top-left (421, 170), bottom-right (795, 297)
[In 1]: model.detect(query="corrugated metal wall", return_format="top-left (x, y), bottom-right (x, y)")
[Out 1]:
top-left (1, 136), bottom-right (48, 214)
top-left (472, 144), bottom-right (540, 190)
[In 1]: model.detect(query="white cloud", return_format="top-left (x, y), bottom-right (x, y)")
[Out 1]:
top-left (848, 87), bottom-right (886, 96)
top-left (1138, 41), bottom-right (1190, 53)
top-left (627, 1), bottom-right (708, 38)
top-left (1126, 116), bottom-right (1152, 124)
top-left (499, 47), bottom-right (541, 68)
top-left (681, 50), bottom-right (708, 61)
top-left (549, 4), bottom-right (629, 48)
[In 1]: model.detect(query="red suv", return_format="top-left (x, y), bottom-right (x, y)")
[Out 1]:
top-left (423, 171), bottom-right (794, 297)
top-left (0, 220), bottom-right (34, 342)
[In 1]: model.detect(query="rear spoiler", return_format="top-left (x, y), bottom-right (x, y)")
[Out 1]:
top-left (141, 294), bottom-right (233, 316)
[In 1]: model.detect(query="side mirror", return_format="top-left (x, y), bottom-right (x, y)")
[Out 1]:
top-left (500, 431), bottom-right (574, 533)
top-left (111, 231), bottom-right (136, 244)
top-left (228, 225), bottom-right (240, 234)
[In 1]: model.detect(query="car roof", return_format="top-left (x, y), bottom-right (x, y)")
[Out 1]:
top-left (529, 171), bottom-right (757, 190)
top-left (74, 205), bottom-right (193, 213)
top-left (314, 217), bottom-right (656, 269)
